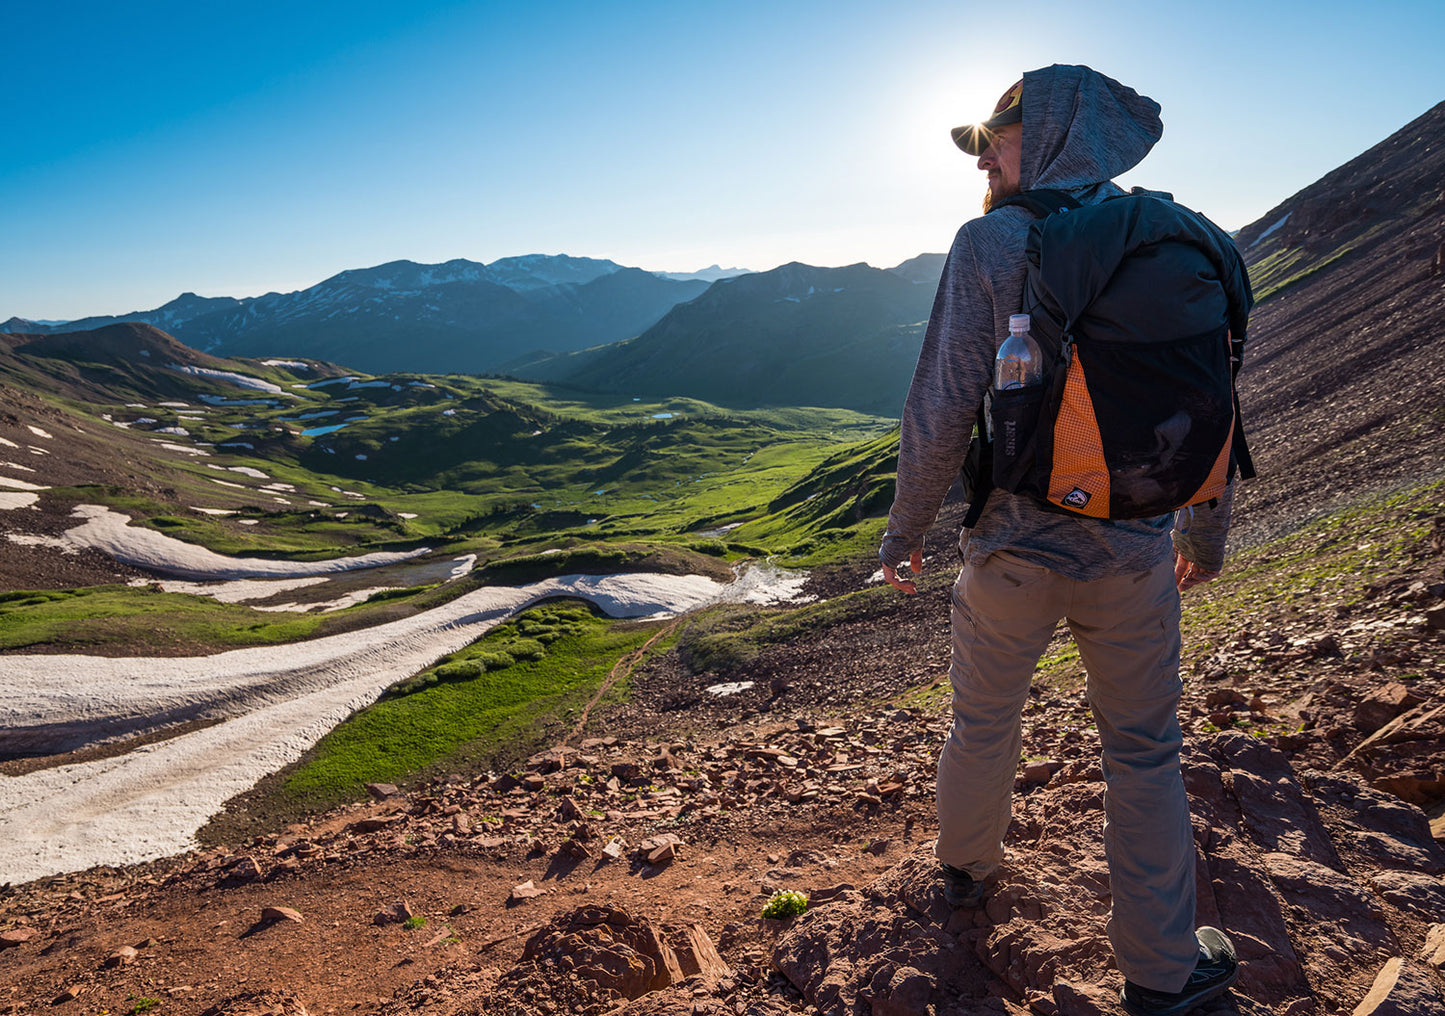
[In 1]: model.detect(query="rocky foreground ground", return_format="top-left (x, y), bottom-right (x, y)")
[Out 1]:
top-left (2, 497), bottom-right (1444, 1015)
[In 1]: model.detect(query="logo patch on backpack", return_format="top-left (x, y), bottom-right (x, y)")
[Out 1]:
top-left (1063, 488), bottom-right (1091, 509)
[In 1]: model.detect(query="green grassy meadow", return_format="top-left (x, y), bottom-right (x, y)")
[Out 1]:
top-left (274, 600), bottom-right (675, 814)
top-left (0, 357), bottom-right (905, 654)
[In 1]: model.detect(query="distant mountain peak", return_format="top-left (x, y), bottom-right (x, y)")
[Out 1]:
top-left (651, 265), bottom-right (754, 284)
top-left (482, 254), bottom-right (623, 291)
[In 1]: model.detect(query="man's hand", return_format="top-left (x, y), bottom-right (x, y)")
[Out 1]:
top-left (882, 549), bottom-right (924, 595)
top-left (1174, 551), bottom-right (1219, 592)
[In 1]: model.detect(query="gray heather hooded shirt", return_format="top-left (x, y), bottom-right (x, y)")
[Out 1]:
top-left (880, 63), bottom-right (1232, 581)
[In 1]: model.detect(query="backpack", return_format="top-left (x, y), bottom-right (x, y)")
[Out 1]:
top-left (961, 187), bottom-right (1256, 526)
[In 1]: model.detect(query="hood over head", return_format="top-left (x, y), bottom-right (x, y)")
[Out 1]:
top-left (1016, 64), bottom-right (1163, 193)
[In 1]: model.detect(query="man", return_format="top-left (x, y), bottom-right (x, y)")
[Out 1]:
top-left (879, 65), bottom-right (1239, 1015)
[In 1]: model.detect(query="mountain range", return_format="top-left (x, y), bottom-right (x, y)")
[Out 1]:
top-left (514, 260), bottom-right (940, 415)
top-left (1, 256), bottom-right (742, 376)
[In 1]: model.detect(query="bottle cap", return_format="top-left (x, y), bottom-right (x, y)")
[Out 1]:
top-left (1009, 314), bottom-right (1030, 332)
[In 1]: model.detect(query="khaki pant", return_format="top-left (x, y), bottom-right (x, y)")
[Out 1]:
top-left (935, 550), bottom-right (1198, 993)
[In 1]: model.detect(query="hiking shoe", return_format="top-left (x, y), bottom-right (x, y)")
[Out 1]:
top-left (939, 863), bottom-right (992, 908)
top-left (1119, 927), bottom-right (1239, 1016)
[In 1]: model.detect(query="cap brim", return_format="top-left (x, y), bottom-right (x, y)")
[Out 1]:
top-left (951, 124), bottom-right (988, 156)
top-left (951, 106), bottom-right (1022, 156)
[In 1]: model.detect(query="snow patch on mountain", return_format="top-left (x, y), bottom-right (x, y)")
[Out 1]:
top-left (166, 364), bottom-right (290, 395)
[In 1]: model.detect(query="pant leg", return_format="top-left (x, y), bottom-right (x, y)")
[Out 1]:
top-left (936, 551), bottom-right (1065, 878)
top-left (1066, 556), bottom-right (1198, 992)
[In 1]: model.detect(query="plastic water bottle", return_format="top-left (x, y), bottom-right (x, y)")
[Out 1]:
top-left (995, 314), bottom-right (1042, 390)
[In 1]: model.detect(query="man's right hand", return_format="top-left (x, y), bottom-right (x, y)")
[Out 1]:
top-left (1174, 551), bottom-right (1219, 591)
top-left (882, 549), bottom-right (924, 595)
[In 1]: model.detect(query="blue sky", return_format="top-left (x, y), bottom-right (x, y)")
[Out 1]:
top-left (5, 0), bottom-right (1444, 320)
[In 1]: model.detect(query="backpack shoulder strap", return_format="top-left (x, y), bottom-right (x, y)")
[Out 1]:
top-left (964, 189), bottom-right (1084, 527)
top-left (989, 189), bottom-right (1083, 219)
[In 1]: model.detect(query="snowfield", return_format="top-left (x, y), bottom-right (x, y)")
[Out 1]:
top-left (0, 503), bottom-right (810, 885)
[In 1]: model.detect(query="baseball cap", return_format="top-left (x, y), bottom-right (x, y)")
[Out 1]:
top-left (951, 79), bottom-right (1022, 156)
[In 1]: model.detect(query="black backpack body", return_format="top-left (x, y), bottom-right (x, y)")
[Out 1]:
top-left (962, 187), bottom-right (1255, 525)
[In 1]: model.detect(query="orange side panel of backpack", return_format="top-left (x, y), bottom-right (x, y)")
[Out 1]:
top-left (1048, 355), bottom-right (1111, 518)
top-left (1181, 415), bottom-right (1234, 508)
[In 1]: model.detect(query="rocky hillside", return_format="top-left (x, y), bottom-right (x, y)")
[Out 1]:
top-left (1232, 99), bottom-right (1445, 542)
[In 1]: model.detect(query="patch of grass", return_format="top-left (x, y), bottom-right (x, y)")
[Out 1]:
top-left (0, 585), bottom-right (325, 653)
top-left (1178, 478), bottom-right (1442, 667)
top-left (677, 583), bottom-right (898, 674)
top-left (276, 600), bottom-right (678, 812)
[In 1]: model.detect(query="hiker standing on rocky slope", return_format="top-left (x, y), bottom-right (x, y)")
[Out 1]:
top-left (879, 64), bottom-right (1245, 1015)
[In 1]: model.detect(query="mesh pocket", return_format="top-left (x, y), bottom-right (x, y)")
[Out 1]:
top-left (989, 384), bottom-right (1044, 493)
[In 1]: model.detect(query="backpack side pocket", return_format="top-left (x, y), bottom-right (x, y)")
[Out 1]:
top-left (989, 383), bottom-right (1045, 494)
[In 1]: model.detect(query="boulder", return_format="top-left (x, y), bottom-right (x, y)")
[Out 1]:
top-left (481, 906), bottom-right (718, 1011)
top-left (1351, 958), bottom-right (1445, 1016)
top-left (1421, 924), bottom-right (1445, 969)
top-left (1367, 871), bottom-right (1445, 921)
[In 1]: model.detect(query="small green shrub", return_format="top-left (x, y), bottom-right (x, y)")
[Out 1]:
top-left (435, 661), bottom-right (483, 681)
top-left (474, 650), bottom-right (515, 671)
top-left (403, 915), bottom-right (427, 930)
top-left (761, 889), bottom-right (809, 919)
top-left (508, 638), bottom-right (546, 661)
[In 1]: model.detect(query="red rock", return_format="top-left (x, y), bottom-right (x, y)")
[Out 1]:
top-left (1022, 761), bottom-right (1056, 784)
top-left (53, 986), bottom-right (85, 1004)
top-left (261, 906), bottom-right (303, 924)
top-left (219, 856), bottom-right (263, 884)
top-left (671, 922), bottom-right (732, 980)
top-left (1352, 958), bottom-right (1445, 1015)
top-left (365, 782), bottom-right (399, 799)
top-left (0, 928), bottom-right (34, 949)
top-left (1422, 924), bottom-right (1445, 969)
top-left (510, 881), bottom-right (545, 903)
top-left (373, 901), bottom-right (414, 926)
top-left (1354, 683), bottom-right (1426, 733)
top-left (638, 833), bottom-right (683, 854)
top-left (348, 814), bottom-right (402, 834)
top-left (104, 945), bottom-right (138, 968)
